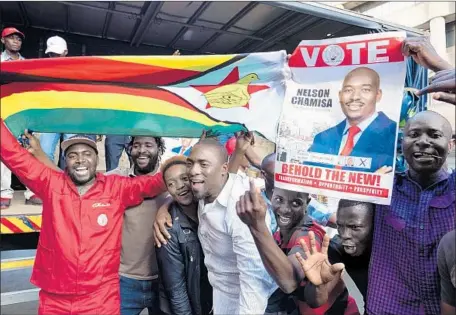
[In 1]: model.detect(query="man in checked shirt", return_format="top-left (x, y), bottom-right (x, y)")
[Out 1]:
top-left (366, 36), bottom-right (455, 315)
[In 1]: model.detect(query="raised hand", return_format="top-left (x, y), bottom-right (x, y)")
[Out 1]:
top-left (234, 131), bottom-right (255, 153)
top-left (375, 165), bottom-right (393, 174)
top-left (295, 232), bottom-right (345, 287)
top-left (401, 37), bottom-right (452, 72)
top-left (236, 179), bottom-right (267, 231)
top-left (154, 201), bottom-right (173, 247)
top-left (22, 129), bottom-right (43, 157)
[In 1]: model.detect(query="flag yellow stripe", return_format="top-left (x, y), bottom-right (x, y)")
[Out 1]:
top-left (1, 91), bottom-right (228, 127)
top-left (103, 55), bottom-right (236, 71)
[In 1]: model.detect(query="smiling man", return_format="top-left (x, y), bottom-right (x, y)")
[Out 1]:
top-left (307, 67), bottom-right (397, 172)
top-left (186, 138), bottom-right (277, 315)
top-left (0, 124), bottom-right (166, 315)
top-left (107, 136), bottom-right (169, 315)
top-left (367, 109), bottom-right (455, 315)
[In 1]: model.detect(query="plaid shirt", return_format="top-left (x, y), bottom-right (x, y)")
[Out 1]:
top-left (367, 170), bottom-right (456, 315)
top-left (273, 220), bottom-right (360, 315)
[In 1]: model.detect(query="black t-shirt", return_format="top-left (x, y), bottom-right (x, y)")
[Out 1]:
top-left (328, 235), bottom-right (371, 302)
top-left (437, 229), bottom-right (456, 307)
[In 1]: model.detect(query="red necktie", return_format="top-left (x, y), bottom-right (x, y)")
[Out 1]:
top-left (336, 125), bottom-right (361, 169)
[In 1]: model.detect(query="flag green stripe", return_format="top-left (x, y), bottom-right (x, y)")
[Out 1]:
top-left (4, 108), bottom-right (246, 137)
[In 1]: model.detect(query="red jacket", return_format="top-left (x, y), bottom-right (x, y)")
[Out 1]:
top-left (0, 120), bottom-right (166, 295)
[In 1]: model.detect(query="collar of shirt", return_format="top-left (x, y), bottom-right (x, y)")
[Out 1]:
top-left (397, 168), bottom-right (450, 191)
top-left (215, 173), bottom-right (235, 208)
top-left (1, 50), bottom-right (24, 61)
top-left (199, 173), bottom-right (235, 214)
top-left (343, 111), bottom-right (378, 135)
top-left (127, 166), bottom-right (136, 178)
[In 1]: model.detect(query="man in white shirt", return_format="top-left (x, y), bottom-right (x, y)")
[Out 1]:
top-left (187, 138), bottom-right (277, 315)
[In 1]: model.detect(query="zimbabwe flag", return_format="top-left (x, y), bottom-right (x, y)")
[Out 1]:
top-left (0, 52), bottom-right (287, 140)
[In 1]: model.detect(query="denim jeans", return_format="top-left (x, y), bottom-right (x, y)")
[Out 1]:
top-left (105, 135), bottom-right (131, 172)
top-left (40, 133), bottom-right (97, 169)
top-left (120, 275), bottom-right (161, 315)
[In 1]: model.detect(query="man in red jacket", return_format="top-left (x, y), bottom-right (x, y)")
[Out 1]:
top-left (0, 120), bottom-right (166, 315)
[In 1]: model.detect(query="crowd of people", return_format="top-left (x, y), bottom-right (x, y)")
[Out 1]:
top-left (1, 26), bottom-right (455, 315)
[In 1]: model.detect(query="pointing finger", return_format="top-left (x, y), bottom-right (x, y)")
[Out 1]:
top-left (418, 79), bottom-right (455, 95)
top-left (433, 92), bottom-right (456, 105)
top-left (248, 179), bottom-right (260, 206)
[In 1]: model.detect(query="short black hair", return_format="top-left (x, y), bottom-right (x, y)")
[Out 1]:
top-left (160, 155), bottom-right (187, 181)
top-left (128, 136), bottom-right (166, 162)
top-left (194, 138), bottom-right (228, 163)
top-left (337, 199), bottom-right (374, 212)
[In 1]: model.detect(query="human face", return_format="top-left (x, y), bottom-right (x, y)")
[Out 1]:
top-left (181, 138), bottom-right (192, 148)
top-left (339, 69), bottom-right (381, 125)
top-left (402, 114), bottom-right (450, 175)
top-left (187, 144), bottom-right (227, 203)
top-left (48, 51), bottom-right (67, 58)
top-left (336, 205), bottom-right (373, 256)
top-left (271, 188), bottom-right (308, 231)
top-left (164, 164), bottom-right (194, 206)
top-left (131, 137), bottom-right (159, 175)
top-left (65, 144), bottom-right (98, 186)
top-left (1, 34), bottom-right (22, 53)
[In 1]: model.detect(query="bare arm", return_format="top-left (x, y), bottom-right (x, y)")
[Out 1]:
top-left (227, 131), bottom-right (255, 174)
top-left (237, 180), bottom-right (303, 293)
top-left (245, 147), bottom-right (262, 170)
top-left (249, 223), bottom-right (304, 293)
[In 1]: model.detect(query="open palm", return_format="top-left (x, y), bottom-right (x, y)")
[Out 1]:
top-left (295, 232), bottom-right (344, 286)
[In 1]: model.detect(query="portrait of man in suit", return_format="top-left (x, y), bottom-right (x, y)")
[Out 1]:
top-left (306, 67), bottom-right (397, 173)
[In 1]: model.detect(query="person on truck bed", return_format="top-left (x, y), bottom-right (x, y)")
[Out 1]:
top-left (0, 122), bottom-right (166, 315)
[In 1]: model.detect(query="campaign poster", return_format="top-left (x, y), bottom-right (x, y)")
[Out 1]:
top-left (275, 32), bottom-right (406, 205)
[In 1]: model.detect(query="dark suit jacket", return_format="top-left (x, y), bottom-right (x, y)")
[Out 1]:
top-left (306, 111), bottom-right (397, 172)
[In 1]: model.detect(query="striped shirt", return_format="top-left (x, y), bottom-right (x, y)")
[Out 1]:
top-left (367, 170), bottom-right (456, 315)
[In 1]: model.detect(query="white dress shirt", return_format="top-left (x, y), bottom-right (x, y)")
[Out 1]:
top-left (338, 112), bottom-right (378, 154)
top-left (198, 173), bottom-right (277, 315)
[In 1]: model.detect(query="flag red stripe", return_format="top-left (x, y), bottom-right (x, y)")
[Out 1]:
top-left (1, 57), bottom-right (201, 85)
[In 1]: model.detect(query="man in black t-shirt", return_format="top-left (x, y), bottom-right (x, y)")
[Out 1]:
top-left (328, 200), bottom-right (374, 308)
top-left (437, 229), bottom-right (456, 315)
